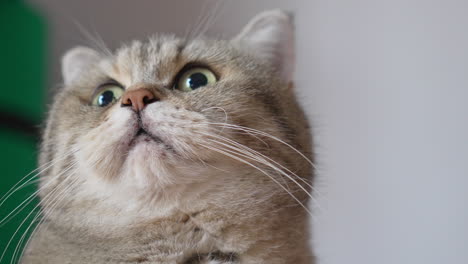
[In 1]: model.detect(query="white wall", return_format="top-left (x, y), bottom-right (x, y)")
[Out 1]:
top-left (29, 0), bottom-right (468, 263)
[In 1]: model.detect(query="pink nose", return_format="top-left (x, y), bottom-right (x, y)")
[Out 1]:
top-left (121, 88), bottom-right (156, 111)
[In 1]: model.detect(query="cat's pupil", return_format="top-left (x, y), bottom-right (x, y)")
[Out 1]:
top-left (187, 72), bottom-right (208, 89)
top-left (98, 90), bottom-right (115, 106)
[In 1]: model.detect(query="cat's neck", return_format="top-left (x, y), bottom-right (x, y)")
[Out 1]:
top-left (25, 197), bottom-right (312, 263)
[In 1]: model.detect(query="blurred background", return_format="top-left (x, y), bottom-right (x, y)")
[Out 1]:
top-left (1, 0), bottom-right (468, 263)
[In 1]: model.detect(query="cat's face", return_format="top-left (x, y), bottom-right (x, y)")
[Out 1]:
top-left (39, 10), bottom-right (311, 226)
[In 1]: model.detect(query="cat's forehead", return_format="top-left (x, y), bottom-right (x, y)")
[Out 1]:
top-left (105, 35), bottom-right (232, 86)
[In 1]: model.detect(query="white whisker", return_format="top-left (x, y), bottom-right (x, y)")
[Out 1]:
top-left (0, 148), bottom-right (78, 209)
top-left (14, 173), bottom-right (81, 264)
top-left (73, 20), bottom-right (112, 56)
top-left (198, 143), bottom-right (313, 217)
top-left (197, 122), bottom-right (317, 170)
top-left (0, 160), bottom-right (78, 227)
top-left (203, 132), bottom-right (314, 189)
top-left (203, 135), bottom-right (320, 210)
top-left (0, 163), bottom-right (79, 263)
top-left (186, 0), bottom-right (225, 39)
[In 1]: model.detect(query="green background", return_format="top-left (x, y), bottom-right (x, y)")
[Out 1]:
top-left (0, 0), bottom-right (46, 263)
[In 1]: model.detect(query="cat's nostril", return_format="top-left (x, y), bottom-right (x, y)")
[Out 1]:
top-left (143, 96), bottom-right (156, 105)
top-left (121, 88), bottom-right (157, 111)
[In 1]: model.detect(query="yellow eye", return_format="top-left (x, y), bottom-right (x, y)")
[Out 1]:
top-left (176, 67), bottom-right (217, 92)
top-left (92, 85), bottom-right (125, 107)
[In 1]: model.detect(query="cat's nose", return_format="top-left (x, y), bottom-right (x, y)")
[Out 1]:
top-left (121, 88), bottom-right (157, 111)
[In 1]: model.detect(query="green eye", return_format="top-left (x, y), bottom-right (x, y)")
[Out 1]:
top-left (176, 67), bottom-right (217, 92)
top-left (92, 85), bottom-right (125, 107)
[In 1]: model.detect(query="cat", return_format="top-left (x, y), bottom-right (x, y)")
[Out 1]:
top-left (20, 9), bottom-right (315, 264)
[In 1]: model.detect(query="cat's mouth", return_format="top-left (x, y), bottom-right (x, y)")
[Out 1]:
top-left (135, 128), bottom-right (164, 144)
top-left (128, 127), bottom-right (175, 154)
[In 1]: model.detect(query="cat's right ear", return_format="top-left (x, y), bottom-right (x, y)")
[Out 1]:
top-left (233, 10), bottom-right (295, 82)
top-left (62, 46), bottom-right (100, 85)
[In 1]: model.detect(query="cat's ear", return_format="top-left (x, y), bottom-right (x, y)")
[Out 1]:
top-left (62, 46), bottom-right (100, 85)
top-left (233, 9), bottom-right (295, 82)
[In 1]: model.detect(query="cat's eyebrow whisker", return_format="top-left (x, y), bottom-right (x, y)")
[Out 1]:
top-left (0, 148), bottom-right (79, 209)
top-left (73, 20), bottom-right (112, 57)
top-left (201, 134), bottom-right (321, 210)
top-left (186, 0), bottom-right (225, 40)
top-left (185, 0), bottom-right (211, 39)
top-left (0, 165), bottom-right (79, 263)
top-left (198, 142), bottom-right (314, 217)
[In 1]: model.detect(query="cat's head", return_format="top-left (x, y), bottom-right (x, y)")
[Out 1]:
top-left (39, 10), bottom-right (312, 226)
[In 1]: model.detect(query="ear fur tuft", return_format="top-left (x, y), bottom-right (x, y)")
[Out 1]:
top-left (62, 46), bottom-right (100, 85)
top-left (233, 9), bottom-right (295, 82)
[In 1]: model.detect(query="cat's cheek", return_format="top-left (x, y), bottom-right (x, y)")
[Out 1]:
top-left (75, 108), bottom-right (137, 180)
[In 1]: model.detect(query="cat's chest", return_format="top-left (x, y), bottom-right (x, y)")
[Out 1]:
top-left (117, 213), bottom-right (239, 263)
top-left (24, 212), bottom-right (239, 264)
top-left (103, 230), bottom-right (238, 264)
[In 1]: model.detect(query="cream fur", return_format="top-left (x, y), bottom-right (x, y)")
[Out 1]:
top-left (22, 10), bottom-right (314, 264)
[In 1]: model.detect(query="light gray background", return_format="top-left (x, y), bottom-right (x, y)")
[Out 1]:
top-left (28, 0), bottom-right (468, 263)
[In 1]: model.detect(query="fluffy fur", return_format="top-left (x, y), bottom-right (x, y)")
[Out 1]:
top-left (22, 10), bottom-right (314, 263)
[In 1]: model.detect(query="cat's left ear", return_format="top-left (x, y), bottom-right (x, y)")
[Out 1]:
top-left (62, 46), bottom-right (101, 86)
top-left (233, 9), bottom-right (295, 82)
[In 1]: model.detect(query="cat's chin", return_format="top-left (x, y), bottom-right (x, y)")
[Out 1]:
top-left (118, 130), bottom-right (186, 188)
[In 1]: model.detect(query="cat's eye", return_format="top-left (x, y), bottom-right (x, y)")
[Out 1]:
top-left (92, 84), bottom-right (125, 107)
top-left (175, 67), bottom-right (217, 92)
